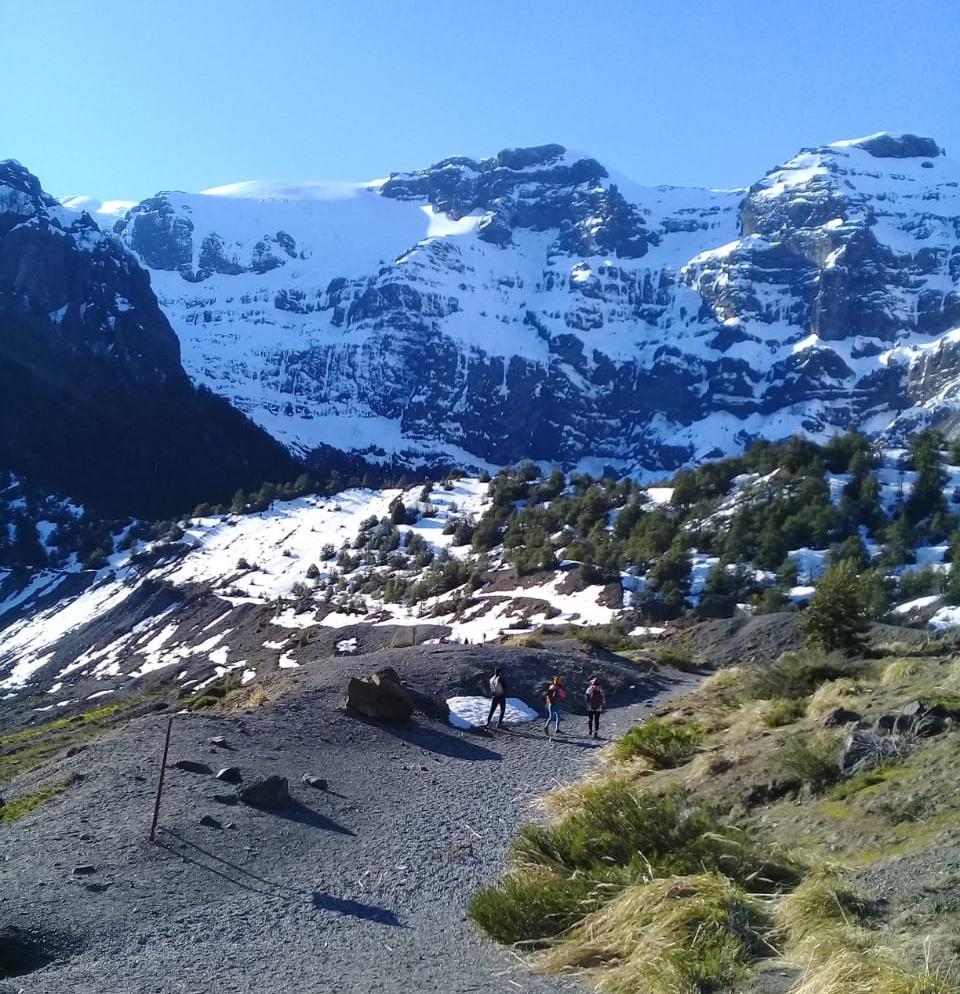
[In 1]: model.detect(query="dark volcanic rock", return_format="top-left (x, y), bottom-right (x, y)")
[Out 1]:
top-left (346, 676), bottom-right (414, 722)
top-left (215, 766), bottom-right (242, 784)
top-left (171, 760), bottom-right (212, 775)
top-left (238, 775), bottom-right (290, 809)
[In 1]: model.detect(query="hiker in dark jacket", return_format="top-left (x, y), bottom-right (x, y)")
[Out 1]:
top-left (485, 667), bottom-right (509, 728)
top-left (585, 677), bottom-right (606, 739)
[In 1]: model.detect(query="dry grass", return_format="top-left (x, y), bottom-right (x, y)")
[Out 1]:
top-left (700, 666), bottom-right (748, 693)
top-left (503, 634), bottom-right (545, 649)
top-left (807, 678), bottom-right (867, 718)
top-left (789, 946), bottom-right (960, 994)
top-left (540, 873), bottom-right (772, 992)
top-left (774, 869), bottom-right (873, 950)
top-left (880, 659), bottom-right (924, 687)
top-left (224, 683), bottom-right (270, 711)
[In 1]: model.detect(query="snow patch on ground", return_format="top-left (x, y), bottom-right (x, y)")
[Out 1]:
top-left (446, 696), bottom-right (539, 730)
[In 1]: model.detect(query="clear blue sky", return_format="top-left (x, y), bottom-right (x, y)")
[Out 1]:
top-left (2, 0), bottom-right (957, 202)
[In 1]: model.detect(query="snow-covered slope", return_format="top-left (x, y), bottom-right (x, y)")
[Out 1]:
top-left (104, 133), bottom-right (960, 474)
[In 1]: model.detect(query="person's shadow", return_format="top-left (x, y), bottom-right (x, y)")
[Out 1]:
top-left (311, 891), bottom-right (403, 926)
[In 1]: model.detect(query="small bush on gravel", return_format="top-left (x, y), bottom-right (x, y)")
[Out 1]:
top-left (612, 718), bottom-right (703, 768)
top-left (658, 646), bottom-right (700, 671)
top-left (778, 733), bottom-right (842, 792)
top-left (567, 623), bottom-right (633, 651)
top-left (503, 634), bottom-right (544, 649)
top-left (467, 870), bottom-right (603, 946)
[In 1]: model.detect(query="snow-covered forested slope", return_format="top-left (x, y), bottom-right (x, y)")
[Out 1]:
top-left (105, 133), bottom-right (960, 474)
top-left (6, 436), bottom-right (960, 712)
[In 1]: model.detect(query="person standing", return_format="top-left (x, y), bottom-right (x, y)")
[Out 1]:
top-left (485, 667), bottom-right (509, 729)
top-left (544, 676), bottom-right (566, 737)
top-left (585, 677), bottom-right (605, 739)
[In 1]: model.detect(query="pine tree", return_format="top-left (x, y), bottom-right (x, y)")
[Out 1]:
top-left (943, 531), bottom-right (960, 605)
top-left (800, 560), bottom-right (869, 655)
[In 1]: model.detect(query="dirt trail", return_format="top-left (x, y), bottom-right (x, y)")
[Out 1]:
top-left (0, 646), bottom-right (699, 994)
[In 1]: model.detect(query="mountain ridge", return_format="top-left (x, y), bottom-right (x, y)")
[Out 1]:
top-left (72, 130), bottom-right (959, 478)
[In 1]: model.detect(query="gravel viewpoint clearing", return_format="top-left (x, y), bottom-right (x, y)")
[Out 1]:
top-left (1, 645), bottom-right (699, 994)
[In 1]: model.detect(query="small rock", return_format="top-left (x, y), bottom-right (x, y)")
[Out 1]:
top-left (818, 706), bottom-right (862, 728)
top-left (301, 775), bottom-right (328, 791)
top-left (239, 775), bottom-right (290, 809)
top-left (171, 759), bottom-right (212, 774)
top-left (208, 736), bottom-right (228, 747)
top-left (72, 864), bottom-right (96, 876)
top-left (85, 882), bottom-right (111, 893)
top-left (65, 745), bottom-right (85, 757)
top-left (211, 793), bottom-right (239, 806)
top-left (199, 814), bottom-right (222, 829)
top-left (215, 766), bottom-right (242, 784)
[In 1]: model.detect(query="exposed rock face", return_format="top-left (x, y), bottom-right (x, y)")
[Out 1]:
top-left (109, 132), bottom-right (960, 474)
top-left (0, 160), bottom-right (298, 516)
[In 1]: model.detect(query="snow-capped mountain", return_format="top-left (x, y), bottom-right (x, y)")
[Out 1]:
top-left (109, 133), bottom-right (960, 474)
top-left (0, 160), bottom-right (298, 516)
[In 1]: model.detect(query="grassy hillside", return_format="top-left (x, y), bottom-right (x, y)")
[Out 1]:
top-left (469, 640), bottom-right (960, 993)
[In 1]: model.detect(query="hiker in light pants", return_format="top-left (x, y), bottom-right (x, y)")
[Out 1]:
top-left (544, 676), bottom-right (566, 737)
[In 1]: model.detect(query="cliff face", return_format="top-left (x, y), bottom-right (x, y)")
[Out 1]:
top-left (0, 160), bottom-right (298, 516)
top-left (111, 133), bottom-right (960, 474)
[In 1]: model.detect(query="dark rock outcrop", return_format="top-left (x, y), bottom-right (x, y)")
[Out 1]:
top-left (0, 160), bottom-right (300, 517)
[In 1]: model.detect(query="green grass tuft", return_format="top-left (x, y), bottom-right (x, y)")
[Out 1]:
top-left (612, 718), bottom-right (703, 768)
top-left (778, 732), bottom-right (843, 792)
top-left (0, 779), bottom-right (71, 825)
top-left (467, 870), bottom-right (605, 945)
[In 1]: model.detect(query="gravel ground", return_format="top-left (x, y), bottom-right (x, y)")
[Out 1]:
top-left (1, 645), bottom-right (698, 994)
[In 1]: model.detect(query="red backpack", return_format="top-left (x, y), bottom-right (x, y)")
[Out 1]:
top-left (587, 685), bottom-right (604, 709)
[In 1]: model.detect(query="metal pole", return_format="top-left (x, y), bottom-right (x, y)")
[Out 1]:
top-left (149, 716), bottom-right (173, 842)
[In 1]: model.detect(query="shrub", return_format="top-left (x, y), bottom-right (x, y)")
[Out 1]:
top-left (774, 869), bottom-right (875, 947)
top-left (567, 623), bottom-right (632, 651)
top-left (778, 732), bottom-right (842, 791)
top-left (763, 698), bottom-right (807, 728)
top-left (806, 677), bottom-right (865, 718)
top-left (612, 718), bottom-right (703, 768)
top-left (542, 873), bottom-right (772, 994)
top-left (467, 870), bottom-right (602, 945)
top-left (749, 651), bottom-right (860, 701)
top-left (503, 634), bottom-right (544, 649)
top-left (511, 782), bottom-right (798, 890)
top-left (658, 646), bottom-right (700, 671)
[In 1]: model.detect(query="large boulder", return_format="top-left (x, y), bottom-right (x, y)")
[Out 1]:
top-left (238, 775), bottom-right (290, 809)
top-left (346, 675), bottom-right (413, 722)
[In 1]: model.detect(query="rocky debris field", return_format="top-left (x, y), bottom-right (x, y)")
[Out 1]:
top-left (0, 644), bottom-right (697, 994)
top-left (664, 612), bottom-right (940, 668)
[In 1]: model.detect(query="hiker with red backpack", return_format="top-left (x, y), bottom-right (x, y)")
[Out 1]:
top-left (585, 677), bottom-right (606, 739)
top-left (544, 676), bottom-right (566, 737)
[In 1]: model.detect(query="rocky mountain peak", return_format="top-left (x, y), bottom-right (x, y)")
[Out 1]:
top-left (78, 130), bottom-right (960, 478)
top-left (841, 131), bottom-right (944, 159)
